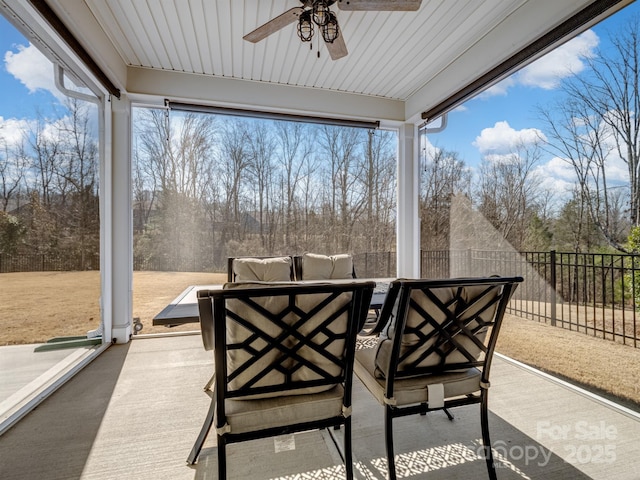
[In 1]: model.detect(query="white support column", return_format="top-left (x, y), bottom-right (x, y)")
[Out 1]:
top-left (397, 123), bottom-right (420, 278)
top-left (109, 94), bottom-right (133, 343)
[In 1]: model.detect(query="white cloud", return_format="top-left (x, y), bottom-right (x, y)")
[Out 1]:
top-left (479, 77), bottom-right (515, 98)
top-left (0, 116), bottom-right (33, 146)
top-left (601, 151), bottom-right (628, 183)
top-left (4, 42), bottom-right (63, 100)
top-left (544, 156), bottom-right (578, 181)
top-left (518, 30), bottom-right (599, 89)
top-left (479, 30), bottom-right (599, 98)
top-left (533, 151), bottom-right (629, 206)
top-left (473, 121), bottom-right (546, 155)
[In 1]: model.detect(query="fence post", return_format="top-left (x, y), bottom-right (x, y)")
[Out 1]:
top-left (550, 250), bottom-right (557, 326)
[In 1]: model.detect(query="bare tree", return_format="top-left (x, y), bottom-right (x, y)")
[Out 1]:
top-left (247, 121), bottom-right (276, 249)
top-left (133, 108), bottom-right (217, 268)
top-left (0, 134), bottom-right (27, 212)
top-left (362, 130), bottom-right (396, 252)
top-left (56, 98), bottom-right (100, 267)
top-left (218, 119), bottom-right (251, 243)
top-left (420, 146), bottom-right (470, 250)
top-left (274, 121), bottom-right (311, 251)
top-left (29, 114), bottom-right (60, 208)
top-left (475, 141), bottom-right (543, 251)
top-left (318, 125), bottom-right (366, 252)
top-left (539, 16), bottom-right (640, 251)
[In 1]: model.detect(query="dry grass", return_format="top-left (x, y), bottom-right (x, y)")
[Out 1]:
top-left (1, 271), bottom-right (639, 409)
top-left (0, 271), bottom-right (227, 344)
top-left (131, 271), bottom-right (227, 335)
top-left (497, 314), bottom-right (640, 409)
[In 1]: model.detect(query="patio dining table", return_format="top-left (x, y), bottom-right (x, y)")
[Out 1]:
top-left (152, 278), bottom-right (393, 327)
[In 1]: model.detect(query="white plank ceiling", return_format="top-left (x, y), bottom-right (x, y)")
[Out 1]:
top-left (32, 0), bottom-right (632, 122)
top-left (83, 0), bottom-right (526, 101)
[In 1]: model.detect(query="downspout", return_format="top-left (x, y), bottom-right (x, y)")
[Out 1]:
top-left (55, 64), bottom-right (100, 105)
top-left (419, 113), bottom-right (448, 134)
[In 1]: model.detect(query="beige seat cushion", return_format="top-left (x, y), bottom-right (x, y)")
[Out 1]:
top-left (220, 385), bottom-right (345, 434)
top-left (232, 257), bottom-right (293, 282)
top-left (355, 347), bottom-right (481, 407)
top-left (301, 253), bottom-right (353, 280)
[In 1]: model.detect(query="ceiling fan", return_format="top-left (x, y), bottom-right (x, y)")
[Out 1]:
top-left (243, 0), bottom-right (423, 60)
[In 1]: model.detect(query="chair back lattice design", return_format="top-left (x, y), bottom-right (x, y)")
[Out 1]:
top-left (198, 282), bottom-right (373, 401)
top-left (375, 277), bottom-right (521, 384)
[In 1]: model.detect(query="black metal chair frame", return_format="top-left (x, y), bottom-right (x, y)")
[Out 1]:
top-left (188, 281), bottom-right (374, 479)
top-left (357, 276), bottom-right (523, 480)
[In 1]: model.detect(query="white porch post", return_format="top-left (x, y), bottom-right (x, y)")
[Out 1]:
top-left (109, 94), bottom-right (133, 343)
top-left (397, 123), bottom-right (420, 278)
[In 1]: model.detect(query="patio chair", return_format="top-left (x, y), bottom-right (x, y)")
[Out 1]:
top-left (188, 280), bottom-right (375, 479)
top-left (227, 255), bottom-right (295, 282)
top-left (294, 253), bottom-right (356, 281)
top-left (354, 276), bottom-right (523, 480)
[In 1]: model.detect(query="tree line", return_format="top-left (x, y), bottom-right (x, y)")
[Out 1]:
top-left (0, 98), bottom-right (99, 268)
top-left (132, 110), bottom-right (397, 270)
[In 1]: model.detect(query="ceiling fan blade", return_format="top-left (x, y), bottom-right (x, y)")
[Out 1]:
top-left (326, 33), bottom-right (348, 60)
top-left (337, 0), bottom-right (422, 11)
top-left (243, 7), bottom-right (303, 43)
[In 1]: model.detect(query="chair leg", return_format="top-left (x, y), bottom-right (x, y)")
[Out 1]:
top-left (344, 418), bottom-right (354, 480)
top-left (187, 396), bottom-right (215, 465)
top-left (217, 435), bottom-right (227, 480)
top-left (480, 391), bottom-right (497, 480)
top-left (384, 405), bottom-right (397, 480)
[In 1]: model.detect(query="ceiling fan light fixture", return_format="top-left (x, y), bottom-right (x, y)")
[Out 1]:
top-left (297, 10), bottom-right (314, 41)
top-left (312, 1), bottom-right (331, 26)
top-left (321, 12), bottom-right (339, 43)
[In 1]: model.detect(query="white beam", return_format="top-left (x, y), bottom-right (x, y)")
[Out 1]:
top-left (110, 95), bottom-right (133, 343)
top-left (127, 67), bottom-right (406, 123)
top-left (396, 124), bottom-right (420, 278)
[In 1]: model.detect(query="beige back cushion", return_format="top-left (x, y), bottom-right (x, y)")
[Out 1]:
top-left (374, 284), bottom-right (500, 378)
top-left (223, 282), bottom-right (352, 399)
top-left (232, 256), bottom-right (293, 282)
top-left (301, 253), bottom-right (353, 280)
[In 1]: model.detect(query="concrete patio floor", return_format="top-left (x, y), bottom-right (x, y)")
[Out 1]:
top-left (0, 333), bottom-right (638, 479)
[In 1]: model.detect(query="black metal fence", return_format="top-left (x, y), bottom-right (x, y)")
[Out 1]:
top-left (353, 251), bottom-right (396, 278)
top-left (0, 253), bottom-right (100, 273)
top-left (421, 249), bottom-right (639, 348)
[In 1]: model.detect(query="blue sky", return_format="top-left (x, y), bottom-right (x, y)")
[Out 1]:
top-left (1, 3), bottom-right (639, 200)
top-left (0, 15), bottom-right (62, 118)
top-left (429, 1), bottom-right (640, 197)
